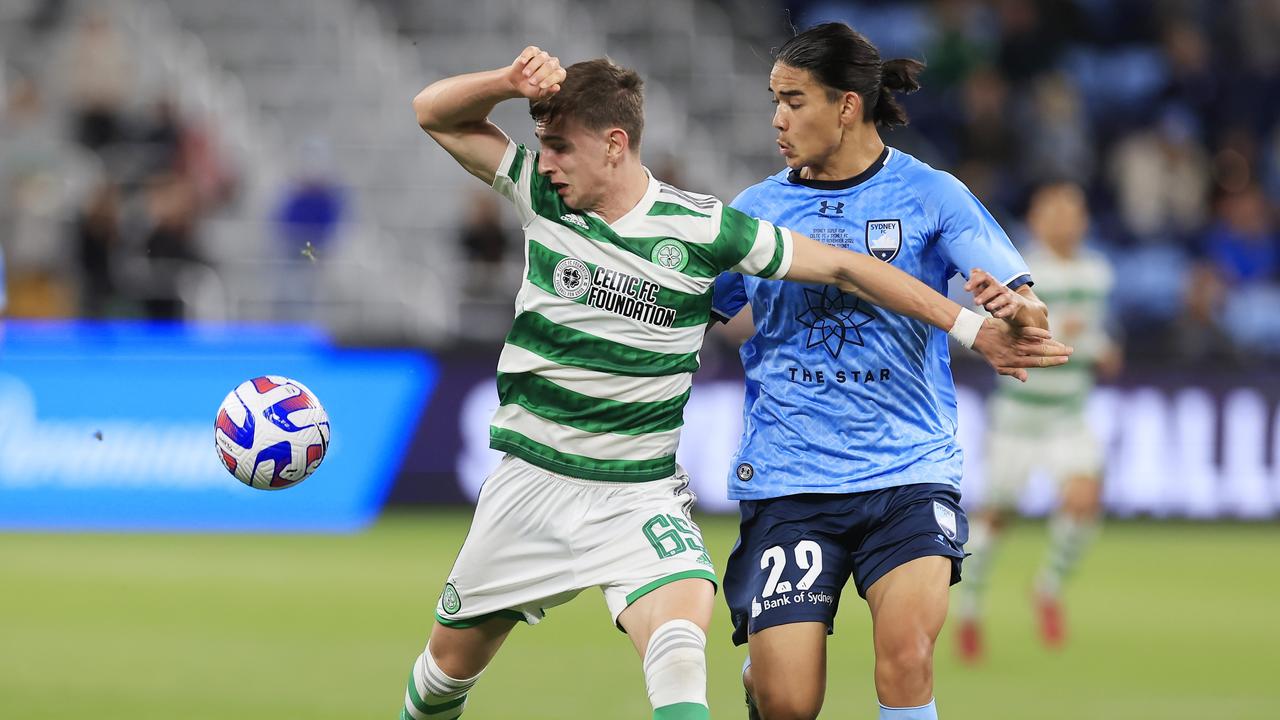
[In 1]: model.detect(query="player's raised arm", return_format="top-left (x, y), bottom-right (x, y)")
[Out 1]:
top-left (784, 231), bottom-right (1072, 379)
top-left (412, 46), bottom-right (566, 183)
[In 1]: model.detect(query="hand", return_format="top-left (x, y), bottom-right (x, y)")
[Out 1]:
top-left (965, 268), bottom-right (1030, 322)
top-left (506, 46), bottom-right (565, 100)
top-left (972, 320), bottom-right (1073, 382)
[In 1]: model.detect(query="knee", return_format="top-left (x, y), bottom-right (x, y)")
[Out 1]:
top-left (875, 634), bottom-right (935, 687)
top-left (426, 640), bottom-right (484, 680)
top-left (755, 690), bottom-right (822, 720)
top-left (1061, 476), bottom-right (1102, 516)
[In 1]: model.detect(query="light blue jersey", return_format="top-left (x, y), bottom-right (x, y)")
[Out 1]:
top-left (714, 147), bottom-right (1030, 500)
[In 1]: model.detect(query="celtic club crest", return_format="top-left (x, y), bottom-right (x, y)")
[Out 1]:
top-left (650, 239), bottom-right (688, 272)
top-left (441, 583), bottom-right (462, 614)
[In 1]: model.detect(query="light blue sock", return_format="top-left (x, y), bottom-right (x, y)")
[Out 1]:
top-left (879, 698), bottom-right (938, 720)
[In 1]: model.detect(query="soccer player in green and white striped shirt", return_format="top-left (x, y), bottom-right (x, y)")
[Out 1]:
top-left (400, 47), bottom-right (1072, 720)
top-left (956, 181), bottom-right (1119, 662)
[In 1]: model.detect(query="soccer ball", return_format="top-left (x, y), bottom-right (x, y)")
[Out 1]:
top-left (214, 375), bottom-right (331, 490)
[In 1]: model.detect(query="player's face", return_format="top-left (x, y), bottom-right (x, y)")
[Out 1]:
top-left (536, 117), bottom-right (611, 211)
top-left (769, 63), bottom-right (846, 171)
top-left (1029, 184), bottom-right (1088, 255)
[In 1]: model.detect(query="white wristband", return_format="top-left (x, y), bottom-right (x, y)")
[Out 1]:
top-left (948, 307), bottom-right (985, 349)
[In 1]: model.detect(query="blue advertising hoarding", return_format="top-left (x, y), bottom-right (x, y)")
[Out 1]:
top-left (0, 321), bottom-right (435, 532)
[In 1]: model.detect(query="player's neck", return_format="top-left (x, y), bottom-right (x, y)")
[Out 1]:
top-left (593, 162), bottom-right (650, 224)
top-left (1046, 242), bottom-right (1078, 260)
top-left (800, 126), bottom-right (885, 182)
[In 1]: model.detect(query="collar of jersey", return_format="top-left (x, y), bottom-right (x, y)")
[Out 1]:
top-left (787, 147), bottom-right (891, 190)
top-left (586, 168), bottom-right (660, 229)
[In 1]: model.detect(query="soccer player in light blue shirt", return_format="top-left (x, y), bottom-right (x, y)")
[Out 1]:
top-left (713, 24), bottom-right (1052, 720)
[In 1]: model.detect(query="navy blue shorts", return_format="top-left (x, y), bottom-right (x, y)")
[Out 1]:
top-left (724, 483), bottom-right (968, 646)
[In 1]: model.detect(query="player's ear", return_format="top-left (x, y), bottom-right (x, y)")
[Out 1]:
top-left (840, 90), bottom-right (862, 127)
top-left (606, 128), bottom-right (629, 164)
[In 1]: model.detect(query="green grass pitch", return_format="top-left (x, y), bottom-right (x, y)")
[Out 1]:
top-left (2, 512), bottom-right (1276, 719)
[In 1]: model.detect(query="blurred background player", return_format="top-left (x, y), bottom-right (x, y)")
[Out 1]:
top-left (712, 23), bottom-right (1053, 720)
top-left (955, 181), bottom-right (1120, 662)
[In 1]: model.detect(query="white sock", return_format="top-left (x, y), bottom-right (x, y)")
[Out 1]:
top-left (643, 619), bottom-right (708, 715)
top-left (957, 519), bottom-right (997, 620)
top-left (402, 647), bottom-right (481, 720)
top-left (1038, 513), bottom-right (1098, 597)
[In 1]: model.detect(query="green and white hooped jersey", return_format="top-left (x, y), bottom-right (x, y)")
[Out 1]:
top-left (489, 141), bottom-right (794, 482)
top-left (991, 246), bottom-right (1114, 431)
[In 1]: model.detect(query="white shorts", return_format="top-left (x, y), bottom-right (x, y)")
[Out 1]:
top-left (435, 454), bottom-right (718, 630)
top-left (984, 417), bottom-right (1102, 509)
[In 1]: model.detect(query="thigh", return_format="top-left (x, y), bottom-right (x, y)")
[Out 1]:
top-left (1047, 417), bottom-right (1103, 483)
top-left (617, 577), bottom-right (715, 657)
top-left (427, 616), bottom-right (521, 679)
top-left (865, 555), bottom-right (952, 658)
top-left (984, 429), bottom-right (1035, 509)
top-left (723, 496), bottom-right (856, 647)
top-left (850, 484), bottom-right (968, 599)
top-left (870, 550), bottom-right (952, 635)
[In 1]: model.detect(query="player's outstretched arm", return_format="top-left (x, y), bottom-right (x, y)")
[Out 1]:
top-left (784, 232), bottom-right (1071, 380)
top-left (412, 46), bottom-right (565, 183)
top-left (966, 267), bottom-right (1049, 330)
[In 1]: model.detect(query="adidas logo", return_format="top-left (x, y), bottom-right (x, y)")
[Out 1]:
top-left (561, 213), bottom-right (589, 230)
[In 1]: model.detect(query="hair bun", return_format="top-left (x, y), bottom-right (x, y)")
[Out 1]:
top-left (880, 58), bottom-right (924, 93)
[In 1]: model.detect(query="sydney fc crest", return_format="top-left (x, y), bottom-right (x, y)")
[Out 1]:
top-left (933, 501), bottom-right (957, 541)
top-left (865, 219), bottom-right (902, 262)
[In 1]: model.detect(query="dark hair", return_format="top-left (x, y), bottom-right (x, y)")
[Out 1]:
top-left (529, 58), bottom-right (644, 149)
top-left (775, 22), bottom-right (924, 129)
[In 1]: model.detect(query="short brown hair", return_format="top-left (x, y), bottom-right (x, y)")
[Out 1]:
top-left (529, 58), bottom-right (644, 150)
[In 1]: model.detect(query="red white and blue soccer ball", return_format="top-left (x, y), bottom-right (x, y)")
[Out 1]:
top-left (214, 376), bottom-right (331, 490)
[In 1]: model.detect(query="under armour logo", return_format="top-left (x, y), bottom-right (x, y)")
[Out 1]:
top-left (819, 200), bottom-right (844, 215)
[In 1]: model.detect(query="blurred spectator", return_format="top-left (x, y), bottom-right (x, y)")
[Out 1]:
top-left (0, 239), bottom-right (6, 317)
top-left (1022, 72), bottom-right (1093, 187)
top-left (0, 74), bottom-right (63, 189)
top-left (275, 139), bottom-right (347, 258)
top-left (1199, 184), bottom-right (1279, 284)
top-left (459, 190), bottom-right (513, 268)
top-left (0, 73), bottom-right (83, 319)
top-left (74, 180), bottom-right (123, 318)
top-left (993, 0), bottom-right (1078, 85)
top-left (1175, 261), bottom-right (1235, 364)
top-left (921, 0), bottom-right (993, 92)
top-left (1158, 20), bottom-right (1216, 142)
top-left (140, 173), bottom-right (203, 320)
top-left (1109, 105), bottom-right (1211, 241)
top-left (62, 9), bottom-right (133, 152)
top-left (136, 98), bottom-right (185, 177)
top-left (954, 65), bottom-right (1016, 207)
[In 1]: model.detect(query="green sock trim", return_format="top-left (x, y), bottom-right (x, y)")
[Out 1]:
top-left (653, 701), bottom-right (709, 719)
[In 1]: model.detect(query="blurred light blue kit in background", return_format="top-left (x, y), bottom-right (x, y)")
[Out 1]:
top-left (0, 321), bottom-right (435, 531)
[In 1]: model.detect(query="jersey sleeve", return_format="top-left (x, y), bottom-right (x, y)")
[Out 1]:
top-left (711, 272), bottom-right (748, 322)
top-left (712, 204), bottom-right (794, 280)
top-left (933, 174), bottom-right (1031, 287)
top-left (491, 141), bottom-right (543, 228)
